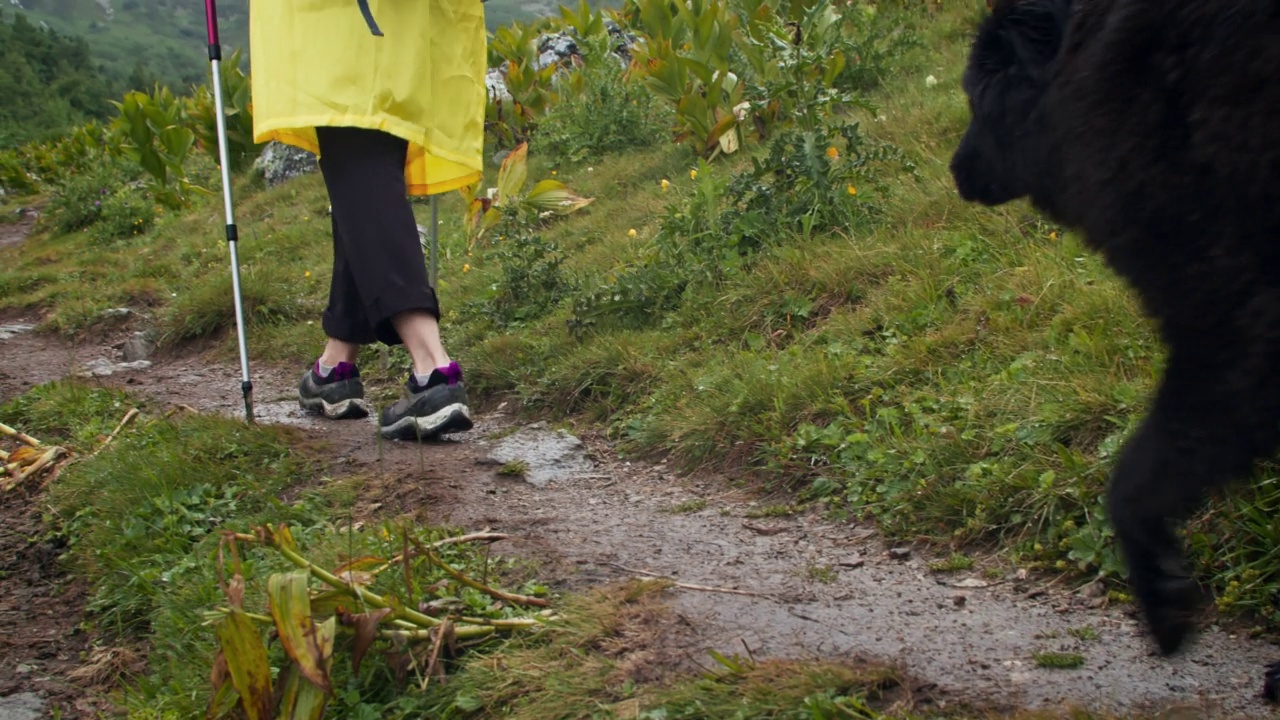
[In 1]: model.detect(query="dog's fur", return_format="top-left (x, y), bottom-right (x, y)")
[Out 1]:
top-left (951, 0), bottom-right (1280, 700)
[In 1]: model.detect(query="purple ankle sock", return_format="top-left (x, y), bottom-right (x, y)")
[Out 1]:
top-left (315, 360), bottom-right (358, 381)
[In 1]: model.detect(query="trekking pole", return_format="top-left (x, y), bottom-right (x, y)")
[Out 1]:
top-left (204, 0), bottom-right (254, 422)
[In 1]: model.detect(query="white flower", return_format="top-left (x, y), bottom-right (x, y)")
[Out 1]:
top-left (925, 75), bottom-right (938, 88)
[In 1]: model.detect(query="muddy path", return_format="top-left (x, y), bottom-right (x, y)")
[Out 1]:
top-left (3, 321), bottom-right (1280, 719)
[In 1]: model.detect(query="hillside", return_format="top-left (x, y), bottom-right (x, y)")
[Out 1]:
top-left (9, 0), bottom-right (615, 100)
top-left (3, 1), bottom-right (1280, 718)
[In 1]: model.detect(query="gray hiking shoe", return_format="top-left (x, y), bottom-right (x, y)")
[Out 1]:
top-left (378, 361), bottom-right (473, 440)
top-left (298, 361), bottom-right (371, 420)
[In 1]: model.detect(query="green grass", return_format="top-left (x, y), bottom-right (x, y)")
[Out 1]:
top-left (1, 381), bottom-right (554, 718)
top-left (6, 3), bottom-right (1280, 706)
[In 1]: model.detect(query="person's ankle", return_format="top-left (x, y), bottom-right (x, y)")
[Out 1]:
top-left (412, 361), bottom-right (462, 389)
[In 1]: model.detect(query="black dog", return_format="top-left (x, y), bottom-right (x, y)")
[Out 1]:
top-left (951, 0), bottom-right (1280, 701)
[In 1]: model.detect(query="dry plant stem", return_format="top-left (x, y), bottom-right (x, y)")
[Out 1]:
top-left (419, 542), bottom-right (550, 608)
top-left (87, 408), bottom-right (140, 460)
top-left (605, 562), bottom-right (779, 599)
top-left (370, 532), bottom-right (512, 577)
top-left (0, 422), bottom-right (41, 447)
top-left (214, 609), bottom-right (500, 640)
top-left (233, 531), bottom-right (542, 634)
top-left (17, 447), bottom-right (64, 482)
top-left (0, 449), bottom-right (9, 462)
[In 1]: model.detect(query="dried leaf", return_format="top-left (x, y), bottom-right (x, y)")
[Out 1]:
top-left (336, 570), bottom-right (374, 587)
top-left (213, 609), bottom-right (274, 720)
top-left (8, 446), bottom-right (40, 465)
top-left (350, 608), bottom-right (393, 674)
top-left (267, 570), bottom-right (332, 693)
top-left (331, 556), bottom-right (384, 575)
top-left (277, 617), bottom-right (335, 720)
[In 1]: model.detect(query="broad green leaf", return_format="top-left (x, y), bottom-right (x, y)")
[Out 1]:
top-left (214, 609), bottom-right (274, 720)
top-left (267, 570), bottom-right (332, 693)
top-left (525, 179), bottom-right (595, 215)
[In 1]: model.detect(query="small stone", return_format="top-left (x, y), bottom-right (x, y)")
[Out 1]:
top-left (120, 332), bottom-right (155, 362)
top-left (838, 557), bottom-right (865, 569)
top-left (952, 594), bottom-right (967, 607)
top-left (101, 307), bottom-right (132, 318)
top-left (1080, 580), bottom-right (1107, 598)
top-left (0, 323), bottom-right (35, 340)
top-left (951, 578), bottom-right (991, 589)
top-left (887, 547), bottom-right (911, 560)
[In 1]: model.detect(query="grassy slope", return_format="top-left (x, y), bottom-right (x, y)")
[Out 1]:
top-left (4, 0), bottom-right (1280, 637)
top-left (12, 0), bottom-right (617, 93)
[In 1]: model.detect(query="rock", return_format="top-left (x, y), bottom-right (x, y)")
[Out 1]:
top-left (252, 141), bottom-right (319, 188)
top-left (480, 423), bottom-right (595, 488)
top-left (78, 358), bottom-right (152, 378)
top-left (486, 67), bottom-right (512, 104)
top-left (491, 149), bottom-right (512, 168)
top-left (535, 32), bottom-right (580, 71)
top-left (837, 557), bottom-right (865, 569)
top-left (0, 692), bottom-right (44, 720)
top-left (951, 577), bottom-right (991, 589)
top-left (101, 307), bottom-right (132, 318)
top-left (0, 323), bottom-right (35, 340)
top-left (952, 593), bottom-right (967, 607)
top-left (119, 332), bottom-right (155, 362)
top-left (1079, 580), bottom-right (1108, 598)
top-left (887, 547), bottom-right (912, 561)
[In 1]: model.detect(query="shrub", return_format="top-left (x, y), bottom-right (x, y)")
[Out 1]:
top-left (90, 186), bottom-right (158, 243)
top-left (44, 162), bottom-right (135, 234)
top-left (535, 34), bottom-right (668, 164)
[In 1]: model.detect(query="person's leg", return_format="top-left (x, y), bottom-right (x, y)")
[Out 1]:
top-left (297, 189), bottom-right (376, 420)
top-left (314, 125), bottom-right (471, 439)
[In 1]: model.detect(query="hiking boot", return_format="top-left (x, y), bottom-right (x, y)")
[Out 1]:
top-left (298, 360), bottom-right (371, 420)
top-left (378, 361), bottom-right (473, 440)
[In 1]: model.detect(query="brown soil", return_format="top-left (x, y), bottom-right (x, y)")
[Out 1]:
top-left (3, 319), bottom-right (1280, 719)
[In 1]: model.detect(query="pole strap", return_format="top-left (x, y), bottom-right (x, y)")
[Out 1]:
top-left (358, 0), bottom-right (384, 36)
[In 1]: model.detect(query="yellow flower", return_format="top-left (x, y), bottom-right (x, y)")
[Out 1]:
top-left (1049, 231), bottom-right (1059, 240)
top-left (847, 185), bottom-right (857, 196)
top-left (826, 146), bottom-right (839, 159)
top-left (305, 271), bottom-right (311, 278)
top-left (463, 263), bottom-right (471, 272)
top-left (551, 170), bottom-right (558, 175)
top-left (628, 228), bottom-right (637, 238)
top-left (690, 169), bottom-right (698, 180)
top-left (661, 179), bottom-right (670, 191)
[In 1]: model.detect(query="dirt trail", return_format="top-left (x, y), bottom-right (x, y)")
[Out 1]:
top-left (3, 322), bottom-right (1280, 719)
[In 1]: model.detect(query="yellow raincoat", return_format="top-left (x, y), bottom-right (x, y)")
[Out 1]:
top-left (248, 0), bottom-right (487, 195)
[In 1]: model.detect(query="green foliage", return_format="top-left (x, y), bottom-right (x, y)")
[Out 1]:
top-left (110, 84), bottom-right (202, 209)
top-left (90, 184), bottom-right (158, 242)
top-left (43, 160), bottom-right (136, 234)
top-left (0, 118), bottom-right (115, 196)
top-left (0, 10), bottom-right (114, 148)
top-left (471, 232), bottom-right (574, 329)
top-left (188, 49), bottom-right (261, 174)
top-left (486, 20), bottom-right (563, 148)
top-left (535, 34), bottom-right (668, 164)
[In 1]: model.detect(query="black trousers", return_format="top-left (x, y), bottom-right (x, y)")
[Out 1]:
top-left (316, 125), bottom-right (439, 347)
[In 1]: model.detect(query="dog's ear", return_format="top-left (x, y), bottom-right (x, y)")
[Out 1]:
top-left (999, 0), bottom-right (1071, 76)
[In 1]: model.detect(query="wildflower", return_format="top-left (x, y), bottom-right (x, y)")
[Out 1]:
top-left (463, 263), bottom-right (471, 272)
top-left (661, 178), bottom-right (670, 191)
top-left (826, 147), bottom-right (839, 159)
top-left (305, 270), bottom-right (312, 277)
top-left (1049, 231), bottom-right (1059, 240)
top-left (690, 169), bottom-right (698, 180)
top-left (847, 184), bottom-right (857, 196)
top-left (628, 228), bottom-right (637, 238)
top-left (926, 75), bottom-right (938, 88)
top-left (551, 170), bottom-right (557, 176)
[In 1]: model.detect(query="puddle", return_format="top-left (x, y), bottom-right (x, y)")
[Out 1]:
top-left (0, 324), bottom-right (35, 341)
top-left (478, 421), bottom-right (597, 487)
top-left (0, 692), bottom-right (44, 720)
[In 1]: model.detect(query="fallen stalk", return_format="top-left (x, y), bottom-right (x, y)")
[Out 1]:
top-left (416, 539), bottom-right (550, 608)
top-left (368, 532), bottom-right (512, 577)
top-left (605, 563), bottom-right (780, 600)
top-left (87, 408), bottom-right (140, 460)
top-left (0, 422), bottom-right (42, 447)
top-left (207, 608), bottom-right (504, 641)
